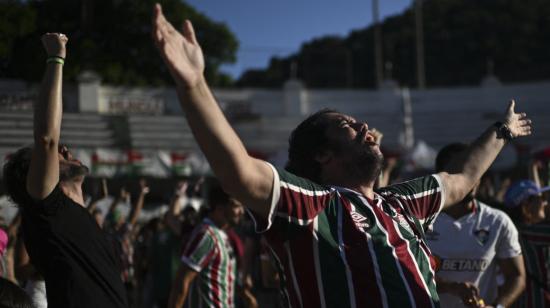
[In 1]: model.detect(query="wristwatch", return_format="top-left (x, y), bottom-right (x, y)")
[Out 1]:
top-left (494, 121), bottom-right (513, 141)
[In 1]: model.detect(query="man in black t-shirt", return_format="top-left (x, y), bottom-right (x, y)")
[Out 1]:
top-left (2, 33), bottom-right (127, 308)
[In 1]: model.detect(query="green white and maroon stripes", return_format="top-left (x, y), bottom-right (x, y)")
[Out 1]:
top-left (259, 167), bottom-right (443, 308)
top-left (181, 219), bottom-right (236, 308)
top-left (516, 223), bottom-right (550, 308)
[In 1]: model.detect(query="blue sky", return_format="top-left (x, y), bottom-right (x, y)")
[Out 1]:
top-left (186, 0), bottom-right (413, 79)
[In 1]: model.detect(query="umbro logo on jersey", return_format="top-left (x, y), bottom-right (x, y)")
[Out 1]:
top-left (351, 212), bottom-right (372, 230)
top-left (473, 228), bottom-right (490, 245)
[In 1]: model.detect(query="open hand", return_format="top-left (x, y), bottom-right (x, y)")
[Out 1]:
top-left (41, 33), bottom-right (67, 58)
top-left (152, 3), bottom-right (204, 88)
top-left (504, 100), bottom-right (532, 138)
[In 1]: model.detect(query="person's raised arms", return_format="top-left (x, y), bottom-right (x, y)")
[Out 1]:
top-left (438, 100), bottom-right (532, 208)
top-left (152, 4), bottom-right (273, 218)
top-left (26, 33), bottom-right (67, 200)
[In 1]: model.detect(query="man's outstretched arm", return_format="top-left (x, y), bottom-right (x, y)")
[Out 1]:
top-left (152, 4), bottom-right (273, 218)
top-left (26, 33), bottom-right (67, 200)
top-left (438, 100), bottom-right (532, 208)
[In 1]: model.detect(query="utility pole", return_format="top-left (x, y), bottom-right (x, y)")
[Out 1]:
top-left (345, 49), bottom-right (353, 88)
top-left (372, 0), bottom-right (383, 88)
top-left (401, 87), bottom-right (415, 150)
top-left (414, 0), bottom-right (426, 89)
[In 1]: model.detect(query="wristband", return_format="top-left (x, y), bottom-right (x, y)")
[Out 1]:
top-left (46, 56), bottom-right (65, 65)
top-left (494, 121), bottom-right (513, 141)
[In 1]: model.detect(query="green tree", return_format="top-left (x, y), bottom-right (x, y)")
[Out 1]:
top-left (238, 0), bottom-right (550, 88)
top-left (0, 1), bottom-right (36, 74)
top-left (1, 0), bottom-right (238, 86)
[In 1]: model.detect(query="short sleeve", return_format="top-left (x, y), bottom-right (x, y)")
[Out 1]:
top-left (181, 227), bottom-right (217, 272)
top-left (496, 214), bottom-right (522, 259)
top-left (246, 163), bottom-right (333, 233)
top-left (29, 184), bottom-right (65, 215)
top-left (378, 174), bottom-right (445, 230)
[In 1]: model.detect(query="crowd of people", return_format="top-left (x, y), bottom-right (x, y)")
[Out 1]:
top-left (0, 3), bottom-right (549, 308)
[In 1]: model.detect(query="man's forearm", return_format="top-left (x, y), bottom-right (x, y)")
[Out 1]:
top-left (5, 247), bottom-right (16, 284)
top-left (443, 125), bottom-right (506, 205)
top-left (494, 276), bottom-right (525, 306)
top-left (175, 78), bottom-right (273, 213)
top-left (462, 125), bottom-right (505, 182)
top-left (128, 191), bottom-right (146, 226)
top-left (177, 78), bottom-right (249, 185)
top-left (35, 63), bottom-right (63, 145)
top-left (165, 195), bottom-right (185, 236)
top-left (168, 277), bottom-right (189, 308)
top-left (27, 38), bottom-right (65, 200)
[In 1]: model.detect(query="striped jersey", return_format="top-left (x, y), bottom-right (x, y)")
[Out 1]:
top-left (248, 164), bottom-right (445, 308)
top-left (181, 218), bottom-right (236, 308)
top-left (514, 222), bottom-right (550, 308)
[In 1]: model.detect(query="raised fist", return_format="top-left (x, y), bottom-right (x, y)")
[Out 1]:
top-left (41, 33), bottom-right (68, 58)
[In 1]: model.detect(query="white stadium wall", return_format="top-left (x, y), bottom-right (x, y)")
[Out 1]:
top-left (1, 76), bottom-right (549, 177)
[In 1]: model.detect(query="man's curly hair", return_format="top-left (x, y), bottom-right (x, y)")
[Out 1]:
top-left (285, 108), bottom-right (337, 183)
top-left (3, 147), bottom-right (33, 207)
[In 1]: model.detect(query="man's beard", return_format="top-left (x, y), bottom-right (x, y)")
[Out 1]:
top-left (333, 139), bottom-right (384, 184)
top-left (59, 162), bottom-right (89, 182)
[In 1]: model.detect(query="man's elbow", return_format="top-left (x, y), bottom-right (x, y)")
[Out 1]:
top-left (503, 271), bottom-right (526, 297)
top-left (440, 173), bottom-right (474, 205)
top-left (34, 136), bottom-right (58, 150)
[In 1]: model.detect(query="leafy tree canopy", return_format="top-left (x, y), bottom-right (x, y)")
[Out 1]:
top-left (0, 0), bottom-right (238, 87)
top-left (237, 0), bottom-right (550, 88)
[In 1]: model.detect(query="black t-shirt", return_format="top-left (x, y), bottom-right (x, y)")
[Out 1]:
top-left (21, 185), bottom-right (128, 308)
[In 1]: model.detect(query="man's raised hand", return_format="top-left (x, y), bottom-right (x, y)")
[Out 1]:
top-left (504, 100), bottom-right (532, 138)
top-left (41, 33), bottom-right (67, 58)
top-left (152, 3), bottom-right (205, 89)
top-left (139, 179), bottom-right (150, 195)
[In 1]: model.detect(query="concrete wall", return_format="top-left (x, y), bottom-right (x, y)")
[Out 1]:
top-left (1, 77), bottom-right (549, 159)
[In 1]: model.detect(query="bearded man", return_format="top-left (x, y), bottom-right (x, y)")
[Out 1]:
top-left (2, 33), bottom-right (127, 308)
top-left (151, 4), bottom-right (532, 307)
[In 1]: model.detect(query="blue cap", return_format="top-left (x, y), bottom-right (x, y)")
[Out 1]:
top-left (504, 180), bottom-right (550, 208)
